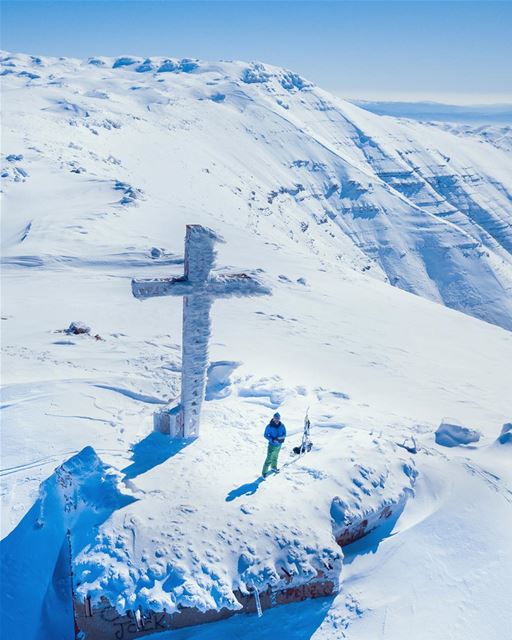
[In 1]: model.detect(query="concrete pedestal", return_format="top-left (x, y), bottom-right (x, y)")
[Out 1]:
top-left (153, 405), bottom-right (184, 438)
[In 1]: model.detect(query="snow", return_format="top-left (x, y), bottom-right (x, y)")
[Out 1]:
top-left (1, 51), bottom-right (512, 330)
top-left (427, 122), bottom-right (512, 153)
top-left (73, 428), bottom-right (416, 616)
top-left (1, 447), bottom-right (135, 640)
top-left (205, 361), bottom-right (241, 401)
top-left (1, 50), bottom-right (511, 640)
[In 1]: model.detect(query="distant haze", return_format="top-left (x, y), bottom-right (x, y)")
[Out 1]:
top-left (351, 101), bottom-right (512, 124)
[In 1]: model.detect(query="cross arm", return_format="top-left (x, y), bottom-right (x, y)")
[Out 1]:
top-left (131, 276), bottom-right (193, 300)
top-left (206, 273), bottom-right (271, 299)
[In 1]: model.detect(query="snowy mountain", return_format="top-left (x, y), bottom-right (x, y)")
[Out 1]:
top-left (1, 51), bottom-right (511, 640)
top-left (1, 51), bottom-right (512, 330)
top-left (427, 122), bottom-right (512, 154)
top-left (351, 99), bottom-right (512, 152)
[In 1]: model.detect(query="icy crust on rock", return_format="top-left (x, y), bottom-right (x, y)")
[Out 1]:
top-left (497, 422), bottom-right (512, 445)
top-left (435, 420), bottom-right (481, 448)
top-left (73, 429), bottom-right (416, 616)
top-left (2, 51), bottom-right (512, 330)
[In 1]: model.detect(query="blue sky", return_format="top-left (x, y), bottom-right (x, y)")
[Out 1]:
top-left (1, 1), bottom-right (511, 103)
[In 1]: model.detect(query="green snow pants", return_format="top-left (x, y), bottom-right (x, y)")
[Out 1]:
top-left (262, 443), bottom-right (282, 476)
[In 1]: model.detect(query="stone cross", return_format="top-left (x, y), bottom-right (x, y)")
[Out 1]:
top-left (131, 225), bottom-right (271, 438)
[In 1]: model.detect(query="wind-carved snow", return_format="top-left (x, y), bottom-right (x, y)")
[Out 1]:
top-left (1, 51), bottom-right (512, 329)
top-left (0, 447), bottom-right (135, 640)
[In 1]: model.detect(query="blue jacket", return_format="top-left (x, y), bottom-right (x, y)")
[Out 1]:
top-left (264, 421), bottom-right (286, 446)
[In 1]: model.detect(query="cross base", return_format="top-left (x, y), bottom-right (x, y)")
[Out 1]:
top-left (153, 404), bottom-right (185, 438)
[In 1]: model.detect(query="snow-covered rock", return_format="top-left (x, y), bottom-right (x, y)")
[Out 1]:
top-left (65, 320), bottom-right (91, 335)
top-left (72, 428), bottom-right (416, 618)
top-left (497, 422), bottom-right (512, 445)
top-left (435, 420), bottom-right (481, 447)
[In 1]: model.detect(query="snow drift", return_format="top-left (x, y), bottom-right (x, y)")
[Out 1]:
top-left (0, 447), bottom-right (135, 640)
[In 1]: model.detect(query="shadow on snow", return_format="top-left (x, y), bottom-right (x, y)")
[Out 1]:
top-left (122, 432), bottom-right (192, 480)
top-left (0, 446), bottom-right (136, 640)
top-left (341, 497), bottom-right (407, 565)
top-left (225, 476), bottom-right (267, 502)
top-left (157, 596), bottom-right (334, 640)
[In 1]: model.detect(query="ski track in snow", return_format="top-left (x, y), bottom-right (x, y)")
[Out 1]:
top-left (0, 448), bottom-right (127, 477)
top-left (92, 383), bottom-right (168, 404)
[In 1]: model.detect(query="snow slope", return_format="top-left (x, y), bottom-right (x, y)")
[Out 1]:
top-left (1, 51), bottom-right (512, 330)
top-left (428, 122), bottom-right (512, 154)
top-left (1, 51), bottom-right (512, 640)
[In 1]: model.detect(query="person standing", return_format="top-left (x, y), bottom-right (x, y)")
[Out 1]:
top-left (262, 412), bottom-right (286, 477)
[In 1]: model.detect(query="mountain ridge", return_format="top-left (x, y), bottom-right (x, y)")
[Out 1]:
top-left (2, 50), bottom-right (512, 330)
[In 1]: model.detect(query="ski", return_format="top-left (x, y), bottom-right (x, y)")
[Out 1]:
top-left (292, 408), bottom-right (313, 455)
